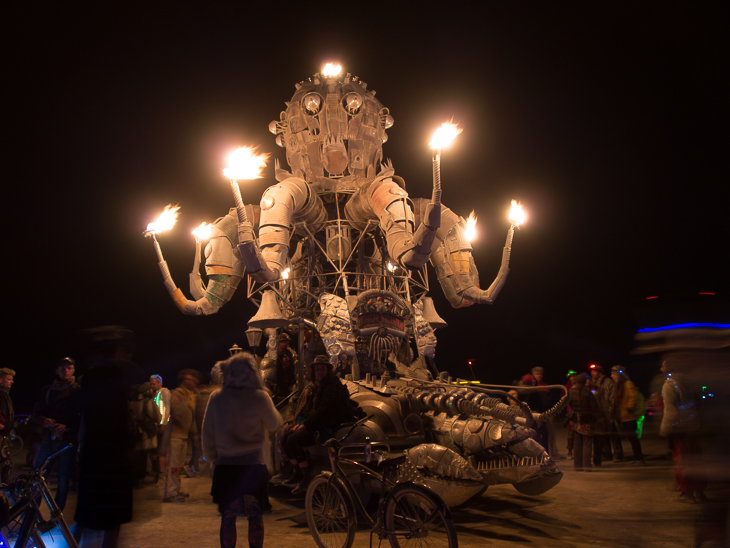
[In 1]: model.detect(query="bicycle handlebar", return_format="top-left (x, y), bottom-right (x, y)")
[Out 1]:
top-left (318, 415), bottom-right (373, 448)
top-left (38, 444), bottom-right (73, 476)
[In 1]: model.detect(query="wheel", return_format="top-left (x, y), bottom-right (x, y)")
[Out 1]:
top-left (305, 474), bottom-right (357, 548)
top-left (384, 483), bottom-right (458, 548)
top-left (8, 435), bottom-right (23, 457)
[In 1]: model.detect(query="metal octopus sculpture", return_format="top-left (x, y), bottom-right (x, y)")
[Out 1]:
top-left (145, 64), bottom-right (564, 504)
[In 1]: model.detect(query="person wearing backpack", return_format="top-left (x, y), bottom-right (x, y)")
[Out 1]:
top-left (609, 365), bottom-right (646, 465)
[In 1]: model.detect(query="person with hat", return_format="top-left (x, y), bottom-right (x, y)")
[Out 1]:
top-left (608, 365), bottom-right (646, 465)
top-left (29, 357), bottom-right (81, 509)
top-left (280, 355), bottom-right (353, 494)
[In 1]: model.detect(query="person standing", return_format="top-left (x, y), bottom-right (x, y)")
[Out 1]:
top-left (203, 352), bottom-right (282, 548)
top-left (568, 373), bottom-right (600, 471)
top-left (0, 368), bottom-right (16, 485)
top-left (30, 357), bottom-right (81, 510)
top-left (129, 382), bottom-right (161, 488)
top-left (608, 365), bottom-right (646, 465)
top-left (162, 369), bottom-right (200, 502)
top-left (589, 364), bottom-right (614, 464)
top-left (74, 325), bottom-right (145, 548)
top-left (150, 374), bottom-right (170, 484)
top-left (660, 359), bottom-right (706, 503)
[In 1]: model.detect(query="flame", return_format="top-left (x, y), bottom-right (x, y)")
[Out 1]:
top-left (322, 63), bottom-right (342, 77)
top-left (281, 268), bottom-right (290, 280)
top-left (465, 211), bottom-right (478, 241)
top-left (223, 146), bottom-right (270, 180)
top-left (387, 262), bottom-right (396, 272)
top-left (508, 200), bottom-right (526, 226)
top-left (146, 204), bottom-right (180, 234)
top-left (429, 121), bottom-right (462, 149)
top-left (192, 222), bottom-right (212, 240)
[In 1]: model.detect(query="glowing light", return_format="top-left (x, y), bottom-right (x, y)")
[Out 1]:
top-left (646, 296), bottom-right (658, 300)
top-left (465, 211), bottom-right (477, 242)
top-left (322, 63), bottom-right (342, 77)
top-left (508, 200), bottom-right (526, 226)
top-left (192, 222), bottom-right (212, 240)
top-left (429, 121), bottom-right (462, 149)
top-left (387, 262), bottom-right (396, 272)
top-left (281, 268), bottom-right (290, 280)
top-left (223, 146), bottom-right (270, 180)
top-left (146, 204), bottom-right (180, 234)
top-left (638, 322), bottom-right (730, 333)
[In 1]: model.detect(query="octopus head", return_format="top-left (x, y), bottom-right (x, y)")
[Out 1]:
top-left (269, 66), bottom-right (394, 182)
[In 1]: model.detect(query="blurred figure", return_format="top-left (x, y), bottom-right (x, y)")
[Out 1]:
top-left (518, 374), bottom-right (548, 450)
top-left (660, 359), bottom-right (706, 503)
top-left (162, 369), bottom-right (200, 502)
top-left (532, 366), bottom-right (563, 459)
top-left (191, 372), bottom-right (216, 475)
top-left (589, 364), bottom-right (614, 464)
top-left (0, 367), bottom-right (16, 485)
top-left (150, 374), bottom-right (170, 484)
top-left (568, 373), bottom-right (600, 471)
top-left (74, 325), bottom-right (145, 548)
top-left (30, 357), bottom-right (81, 509)
top-left (563, 370), bottom-right (577, 458)
top-left (129, 382), bottom-right (161, 488)
top-left (608, 365), bottom-right (645, 465)
top-left (202, 352), bottom-right (281, 548)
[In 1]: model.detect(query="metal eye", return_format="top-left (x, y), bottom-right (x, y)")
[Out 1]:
top-left (303, 93), bottom-right (322, 115)
top-left (344, 93), bottom-right (362, 114)
top-left (275, 134), bottom-right (285, 148)
top-left (268, 120), bottom-right (279, 134)
top-left (384, 114), bottom-right (394, 129)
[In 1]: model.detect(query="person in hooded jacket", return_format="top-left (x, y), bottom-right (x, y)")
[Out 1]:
top-left (202, 352), bottom-right (281, 548)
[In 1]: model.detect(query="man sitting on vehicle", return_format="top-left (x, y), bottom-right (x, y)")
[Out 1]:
top-left (280, 355), bottom-right (353, 494)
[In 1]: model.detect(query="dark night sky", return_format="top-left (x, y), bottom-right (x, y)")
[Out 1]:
top-left (3, 4), bottom-right (728, 409)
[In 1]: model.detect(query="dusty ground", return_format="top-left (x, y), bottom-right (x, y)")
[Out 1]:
top-left (12, 428), bottom-right (725, 548)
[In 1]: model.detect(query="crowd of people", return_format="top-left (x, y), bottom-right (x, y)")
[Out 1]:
top-left (1, 337), bottom-right (722, 547)
top-left (512, 364), bottom-right (647, 470)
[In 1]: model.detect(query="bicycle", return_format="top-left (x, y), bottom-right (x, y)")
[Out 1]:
top-left (305, 416), bottom-right (458, 548)
top-left (6, 430), bottom-right (23, 457)
top-left (0, 444), bottom-right (79, 548)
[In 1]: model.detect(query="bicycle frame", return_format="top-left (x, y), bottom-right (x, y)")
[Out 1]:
top-left (0, 444), bottom-right (79, 548)
top-left (323, 441), bottom-right (402, 539)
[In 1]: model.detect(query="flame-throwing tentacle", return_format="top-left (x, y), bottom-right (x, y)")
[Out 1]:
top-left (154, 209), bottom-right (245, 315)
top-left (345, 167), bottom-right (440, 271)
top-left (237, 177), bottom-right (326, 282)
top-left (415, 200), bottom-right (514, 308)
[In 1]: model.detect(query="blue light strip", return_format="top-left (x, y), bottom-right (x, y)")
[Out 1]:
top-left (638, 322), bottom-right (730, 333)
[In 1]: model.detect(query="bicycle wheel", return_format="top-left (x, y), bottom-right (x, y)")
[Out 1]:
top-left (384, 483), bottom-right (458, 548)
top-left (305, 474), bottom-right (356, 548)
top-left (8, 436), bottom-right (23, 457)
